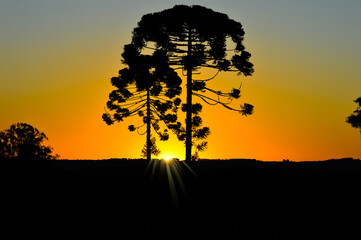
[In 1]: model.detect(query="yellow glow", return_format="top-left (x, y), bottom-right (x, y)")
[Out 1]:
top-left (159, 150), bottom-right (182, 161)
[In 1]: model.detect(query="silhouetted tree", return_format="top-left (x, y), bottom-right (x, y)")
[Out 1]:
top-left (141, 136), bottom-right (160, 158)
top-left (0, 123), bottom-right (58, 160)
top-left (130, 5), bottom-right (254, 161)
top-left (102, 45), bottom-right (183, 161)
top-left (346, 97), bottom-right (361, 137)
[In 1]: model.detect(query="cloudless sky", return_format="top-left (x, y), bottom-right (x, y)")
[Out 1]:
top-left (1, 0), bottom-right (360, 161)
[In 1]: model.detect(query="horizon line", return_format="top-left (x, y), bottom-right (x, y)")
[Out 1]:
top-left (54, 157), bottom-right (360, 162)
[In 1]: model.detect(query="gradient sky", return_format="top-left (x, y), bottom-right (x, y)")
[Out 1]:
top-left (1, 0), bottom-right (360, 161)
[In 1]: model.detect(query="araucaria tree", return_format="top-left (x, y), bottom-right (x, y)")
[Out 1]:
top-left (0, 123), bottom-right (58, 160)
top-left (130, 5), bottom-right (255, 161)
top-left (102, 44), bottom-right (183, 161)
top-left (346, 97), bottom-right (361, 137)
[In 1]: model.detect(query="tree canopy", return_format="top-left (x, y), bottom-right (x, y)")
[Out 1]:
top-left (132, 5), bottom-right (254, 76)
top-left (0, 123), bottom-right (58, 160)
top-left (346, 97), bottom-right (361, 137)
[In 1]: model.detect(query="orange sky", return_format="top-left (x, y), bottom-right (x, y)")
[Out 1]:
top-left (1, 1), bottom-right (360, 161)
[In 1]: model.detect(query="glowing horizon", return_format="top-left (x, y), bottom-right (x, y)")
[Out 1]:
top-left (1, 1), bottom-right (361, 161)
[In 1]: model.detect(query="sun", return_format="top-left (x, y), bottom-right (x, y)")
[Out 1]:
top-left (159, 152), bottom-right (181, 162)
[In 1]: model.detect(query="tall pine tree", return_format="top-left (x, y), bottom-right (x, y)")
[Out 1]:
top-left (103, 45), bottom-right (183, 161)
top-left (130, 5), bottom-right (254, 161)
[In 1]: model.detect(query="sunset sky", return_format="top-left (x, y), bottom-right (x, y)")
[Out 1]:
top-left (1, 0), bottom-right (360, 161)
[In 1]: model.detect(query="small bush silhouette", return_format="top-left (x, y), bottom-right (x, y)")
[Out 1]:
top-left (0, 122), bottom-right (58, 160)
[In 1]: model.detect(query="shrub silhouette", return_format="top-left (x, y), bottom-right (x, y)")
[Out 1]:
top-left (0, 123), bottom-right (58, 160)
top-left (346, 97), bottom-right (361, 137)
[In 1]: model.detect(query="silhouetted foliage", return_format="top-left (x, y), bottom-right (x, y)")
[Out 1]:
top-left (141, 136), bottom-right (160, 157)
top-left (182, 103), bottom-right (210, 161)
top-left (346, 97), bottom-right (361, 136)
top-left (102, 44), bottom-right (183, 160)
top-left (0, 123), bottom-right (58, 160)
top-left (130, 5), bottom-right (254, 161)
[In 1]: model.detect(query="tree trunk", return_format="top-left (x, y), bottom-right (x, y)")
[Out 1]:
top-left (146, 88), bottom-right (151, 162)
top-left (185, 29), bottom-right (193, 162)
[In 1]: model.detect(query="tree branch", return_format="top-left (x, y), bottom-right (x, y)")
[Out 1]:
top-left (193, 70), bottom-right (220, 82)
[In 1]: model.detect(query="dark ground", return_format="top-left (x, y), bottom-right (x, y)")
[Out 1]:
top-left (1, 158), bottom-right (361, 239)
